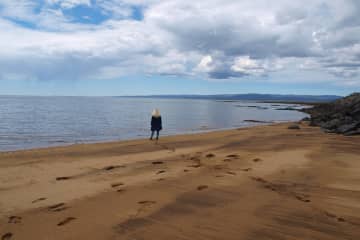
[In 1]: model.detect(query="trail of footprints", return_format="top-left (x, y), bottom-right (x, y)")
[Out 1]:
top-left (55, 164), bottom-right (127, 181)
top-left (250, 176), bottom-right (351, 224)
top-left (182, 152), bottom-right (265, 184)
top-left (250, 176), bottom-right (311, 203)
top-left (2, 202), bottom-right (77, 239)
top-left (1, 152), bottom-right (265, 239)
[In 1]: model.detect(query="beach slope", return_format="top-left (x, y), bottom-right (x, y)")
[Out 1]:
top-left (1, 122), bottom-right (360, 239)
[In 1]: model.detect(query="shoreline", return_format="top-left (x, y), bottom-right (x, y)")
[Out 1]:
top-left (0, 121), bottom-right (293, 154)
top-left (1, 122), bottom-right (359, 240)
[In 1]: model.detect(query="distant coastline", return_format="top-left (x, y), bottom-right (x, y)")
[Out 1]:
top-left (0, 94), bottom-right (342, 103)
top-left (117, 93), bottom-right (341, 103)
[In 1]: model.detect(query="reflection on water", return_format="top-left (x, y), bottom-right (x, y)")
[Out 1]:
top-left (0, 96), bottom-right (308, 151)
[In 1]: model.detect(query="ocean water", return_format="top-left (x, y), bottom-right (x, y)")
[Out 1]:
top-left (0, 96), bottom-right (308, 151)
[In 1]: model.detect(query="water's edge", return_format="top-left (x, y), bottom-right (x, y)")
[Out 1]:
top-left (0, 120), bottom-right (300, 154)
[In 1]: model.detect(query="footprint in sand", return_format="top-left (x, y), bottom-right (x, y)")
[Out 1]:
top-left (32, 197), bottom-right (47, 203)
top-left (57, 217), bottom-right (76, 226)
top-left (226, 154), bottom-right (239, 158)
top-left (183, 169), bottom-right (189, 172)
top-left (250, 176), bottom-right (267, 183)
top-left (295, 195), bottom-right (311, 203)
top-left (103, 165), bottom-right (125, 171)
top-left (264, 184), bottom-right (276, 191)
top-left (111, 183), bottom-right (124, 188)
top-left (189, 156), bottom-right (198, 161)
top-left (241, 168), bottom-right (252, 172)
top-left (214, 165), bottom-right (224, 170)
top-left (152, 161), bottom-right (164, 165)
top-left (48, 203), bottom-right (68, 212)
top-left (156, 170), bottom-right (166, 174)
top-left (188, 164), bottom-right (201, 168)
top-left (117, 189), bottom-right (126, 193)
top-left (138, 200), bottom-right (156, 205)
top-left (56, 176), bottom-right (71, 181)
top-left (252, 158), bottom-right (262, 163)
top-left (1, 233), bottom-right (12, 240)
top-left (226, 171), bottom-right (237, 175)
top-left (324, 211), bottom-right (337, 218)
top-left (8, 216), bottom-right (21, 224)
top-left (197, 185), bottom-right (208, 191)
top-left (324, 211), bottom-right (346, 222)
top-left (205, 153), bottom-right (215, 158)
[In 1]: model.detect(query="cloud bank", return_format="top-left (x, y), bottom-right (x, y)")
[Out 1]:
top-left (0, 0), bottom-right (359, 86)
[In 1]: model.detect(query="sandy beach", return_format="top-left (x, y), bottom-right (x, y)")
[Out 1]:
top-left (1, 122), bottom-right (360, 240)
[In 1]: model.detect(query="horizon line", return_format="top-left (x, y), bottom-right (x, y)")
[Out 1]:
top-left (0, 93), bottom-right (346, 98)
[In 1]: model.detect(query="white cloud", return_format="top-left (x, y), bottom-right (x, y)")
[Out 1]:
top-left (196, 55), bottom-right (214, 72)
top-left (231, 56), bottom-right (262, 75)
top-left (0, 0), bottom-right (359, 86)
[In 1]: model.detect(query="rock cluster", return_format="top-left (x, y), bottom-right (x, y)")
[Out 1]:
top-left (303, 93), bottom-right (360, 135)
top-left (288, 124), bottom-right (300, 130)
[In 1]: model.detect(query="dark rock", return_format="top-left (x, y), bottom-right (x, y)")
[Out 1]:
top-left (242, 105), bottom-right (268, 110)
top-left (244, 119), bottom-right (272, 123)
top-left (320, 118), bottom-right (341, 130)
top-left (288, 124), bottom-right (300, 130)
top-left (304, 93), bottom-right (360, 135)
top-left (344, 129), bottom-right (360, 136)
top-left (337, 123), bottom-right (358, 133)
top-left (276, 107), bottom-right (298, 111)
top-left (322, 128), bottom-right (336, 133)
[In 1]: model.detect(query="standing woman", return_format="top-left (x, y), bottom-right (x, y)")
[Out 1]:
top-left (150, 109), bottom-right (162, 140)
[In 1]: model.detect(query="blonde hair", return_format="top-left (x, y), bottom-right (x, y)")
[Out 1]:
top-left (152, 109), bottom-right (161, 117)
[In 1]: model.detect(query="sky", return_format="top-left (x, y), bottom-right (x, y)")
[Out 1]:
top-left (0, 0), bottom-right (359, 96)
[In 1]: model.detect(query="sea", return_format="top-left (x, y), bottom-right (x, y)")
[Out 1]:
top-left (0, 96), bottom-right (309, 152)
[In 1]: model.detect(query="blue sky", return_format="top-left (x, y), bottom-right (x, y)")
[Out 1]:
top-left (0, 0), bottom-right (359, 96)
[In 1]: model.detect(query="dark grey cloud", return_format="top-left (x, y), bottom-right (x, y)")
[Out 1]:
top-left (209, 71), bottom-right (247, 79)
top-left (145, 0), bottom-right (360, 81)
top-left (152, 12), bottom-right (316, 59)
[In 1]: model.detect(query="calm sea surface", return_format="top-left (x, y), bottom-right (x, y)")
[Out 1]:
top-left (0, 96), bottom-right (308, 151)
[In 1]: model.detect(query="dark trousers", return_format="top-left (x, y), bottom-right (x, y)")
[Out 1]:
top-left (150, 130), bottom-right (159, 140)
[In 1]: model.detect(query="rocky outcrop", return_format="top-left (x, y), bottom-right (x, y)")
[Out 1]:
top-left (288, 124), bottom-right (301, 130)
top-left (303, 93), bottom-right (360, 135)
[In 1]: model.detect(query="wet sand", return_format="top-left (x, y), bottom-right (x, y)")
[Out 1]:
top-left (1, 122), bottom-right (360, 240)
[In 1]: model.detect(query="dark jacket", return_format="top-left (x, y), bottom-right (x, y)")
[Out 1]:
top-left (151, 116), bottom-right (162, 131)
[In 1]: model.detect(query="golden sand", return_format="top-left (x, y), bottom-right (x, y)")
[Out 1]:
top-left (1, 122), bottom-right (360, 239)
